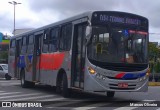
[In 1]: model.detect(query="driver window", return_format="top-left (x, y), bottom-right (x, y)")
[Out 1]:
top-left (99, 34), bottom-right (103, 42)
top-left (97, 33), bottom-right (110, 54)
top-left (104, 33), bottom-right (109, 43)
top-left (135, 38), bottom-right (142, 52)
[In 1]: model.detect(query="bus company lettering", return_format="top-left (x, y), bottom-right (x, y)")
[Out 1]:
top-left (100, 14), bottom-right (141, 25)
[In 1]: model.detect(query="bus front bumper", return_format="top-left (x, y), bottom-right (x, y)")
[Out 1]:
top-left (84, 73), bottom-right (148, 92)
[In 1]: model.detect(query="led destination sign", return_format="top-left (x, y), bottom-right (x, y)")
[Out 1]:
top-left (92, 12), bottom-right (148, 27)
top-left (99, 15), bottom-right (141, 25)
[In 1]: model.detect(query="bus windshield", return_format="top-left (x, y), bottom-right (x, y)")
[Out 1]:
top-left (87, 26), bottom-right (148, 64)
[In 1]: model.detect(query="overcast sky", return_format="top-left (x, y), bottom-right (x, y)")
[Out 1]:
top-left (0, 0), bottom-right (160, 42)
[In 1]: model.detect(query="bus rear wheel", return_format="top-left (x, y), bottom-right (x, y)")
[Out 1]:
top-left (106, 91), bottom-right (115, 98)
top-left (5, 74), bottom-right (11, 80)
top-left (20, 70), bottom-right (35, 88)
top-left (62, 73), bottom-right (70, 97)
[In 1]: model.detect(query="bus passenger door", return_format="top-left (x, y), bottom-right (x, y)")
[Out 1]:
top-left (15, 39), bottom-right (21, 79)
top-left (33, 33), bottom-right (43, 81)
top-left (72, 23), bottom-right (87, 88)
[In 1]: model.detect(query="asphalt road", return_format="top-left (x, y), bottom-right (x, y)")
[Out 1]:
top-left (0, 78), bottom-right (160, 110)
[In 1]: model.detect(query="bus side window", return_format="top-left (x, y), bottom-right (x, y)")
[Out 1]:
top-left (42, 30), bottom-right (49, 53)
top-left (10, 39), bottom-right (16, 56)
top-left (60, 23), bottom-right (72, 51)
top-left (21, 36), bottom-right (27, 55)
top-left (27, 35), bottom-right (34, 54)
top-left (49, 28), bottom-right (59, 52)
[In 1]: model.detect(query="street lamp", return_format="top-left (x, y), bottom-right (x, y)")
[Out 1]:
top-left (8, 1), bottom-right (21, 36)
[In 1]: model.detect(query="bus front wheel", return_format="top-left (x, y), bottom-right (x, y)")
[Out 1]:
top-left (106, 91), bottom-right (115, 98)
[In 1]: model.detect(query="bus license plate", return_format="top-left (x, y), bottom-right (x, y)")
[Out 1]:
top-left (118, 83), bottom-right (128, 88)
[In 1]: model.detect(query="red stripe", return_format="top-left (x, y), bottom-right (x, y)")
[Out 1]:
top-left (39, 52), bottom-right (65, 70)
top-left (129, 30), bottom-right (148, 35)
top-left (115, 72), bottom-right (125, 79)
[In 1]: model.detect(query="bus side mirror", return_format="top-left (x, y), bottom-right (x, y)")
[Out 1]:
top-left (85, 26), bottom-right (92, 45)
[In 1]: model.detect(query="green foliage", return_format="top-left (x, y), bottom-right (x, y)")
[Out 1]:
top-left (0, 51), bottom-right (8, 59)
top-left (149, 42), bottom-right (160, 61)
top-left (155, 62), bottom-right (160, 73)
top-left (149, 62), bottom-right (154, 73)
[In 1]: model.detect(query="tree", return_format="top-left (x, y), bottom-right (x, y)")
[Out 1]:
top-left (149, 42), bottom-right (160, 61)
top-left (0, 51), bottom-right (8, 63)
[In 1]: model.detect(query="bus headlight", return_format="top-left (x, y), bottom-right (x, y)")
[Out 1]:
top-left (146, 68), bottom-right (150, 76)
top-left (139, 76), bottom-right (146, 81)
top-left (88, 66), bottom-right (96, 74)
top-left (96, 73), bottom-right (107, 80)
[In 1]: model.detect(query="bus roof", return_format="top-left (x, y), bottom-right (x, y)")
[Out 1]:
top-left (11, 11), bottom-right (148, 39)
top-left (11, 11), bottom-right (93, 39)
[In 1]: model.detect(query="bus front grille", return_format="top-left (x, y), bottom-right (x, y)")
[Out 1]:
top-left (109, 83), bottom-right (136, 90)
top-left (109, 87), bottom-right (135, 90)
top-left (107, 76), bottom-right (138, 80)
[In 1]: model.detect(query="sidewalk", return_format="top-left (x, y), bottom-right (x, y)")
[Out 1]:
top-left (149, 82), bottom-right (160, 86)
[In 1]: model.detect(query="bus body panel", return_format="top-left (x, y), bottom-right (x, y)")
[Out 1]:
top-left (8, 11), bottom-right (149, 95)
top-left (18, 54), bottom-right (33, 82)
top-left (39, 69), bottom-right (59, 85)
top-left (84, 57), bottom-right (148, 92)
top-left (8, 55), bottom-right (15, 77)
top-left (36, 52), bottom-right (71, 87)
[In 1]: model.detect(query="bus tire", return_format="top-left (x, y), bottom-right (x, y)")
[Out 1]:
top-left (62, 73), bottom-right (70, 98)
top-left (20, 70), bottom-right (35, 88)
top-left (106, 91), bottom-right (115, 98)
top-left (5, 74), bottom-right (11, 80)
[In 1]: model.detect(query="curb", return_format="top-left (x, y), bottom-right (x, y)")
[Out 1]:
top-left (148, 82), bottom-right (160, 86)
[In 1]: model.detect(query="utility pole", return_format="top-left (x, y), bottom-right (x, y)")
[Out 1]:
top-left (8, 1), bottom-right (21, 36)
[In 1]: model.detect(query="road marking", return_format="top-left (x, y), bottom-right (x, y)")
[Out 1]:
top-left (4, 95), bottom-right (57, 101)
top-left (143, 100), bottom-right (156, 101)
top-left (0, 80), bottom-right (13, 82)
top-left (46, 107), bottom-right (54, 108)
top-left (0, 80), bottom-right (19, 82)
top-left (45, 101), bottom-right (80, 107)
top-left (0, 93), bottom-right (42, 99)
top-left (0, 83), bottom-right (20, 86)
top-left (114, 107), bottom-right (138, 110)
top-left (39, 97), bottom-right (66, 101)
top-left (0, 91), bottom-right (5, 92)
top-left (73, 102), bottom-right (111, 110)
top-left (0, 92), bottom-right (21, 96)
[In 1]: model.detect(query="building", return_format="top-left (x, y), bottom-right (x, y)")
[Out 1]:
top-left (0, 32), bottom-right (10, 51)
top-left (0, 32), bottom-right (10, 63)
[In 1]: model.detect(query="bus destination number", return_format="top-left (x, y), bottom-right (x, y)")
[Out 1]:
top-left (99, 14), bottom-right (141, 25)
